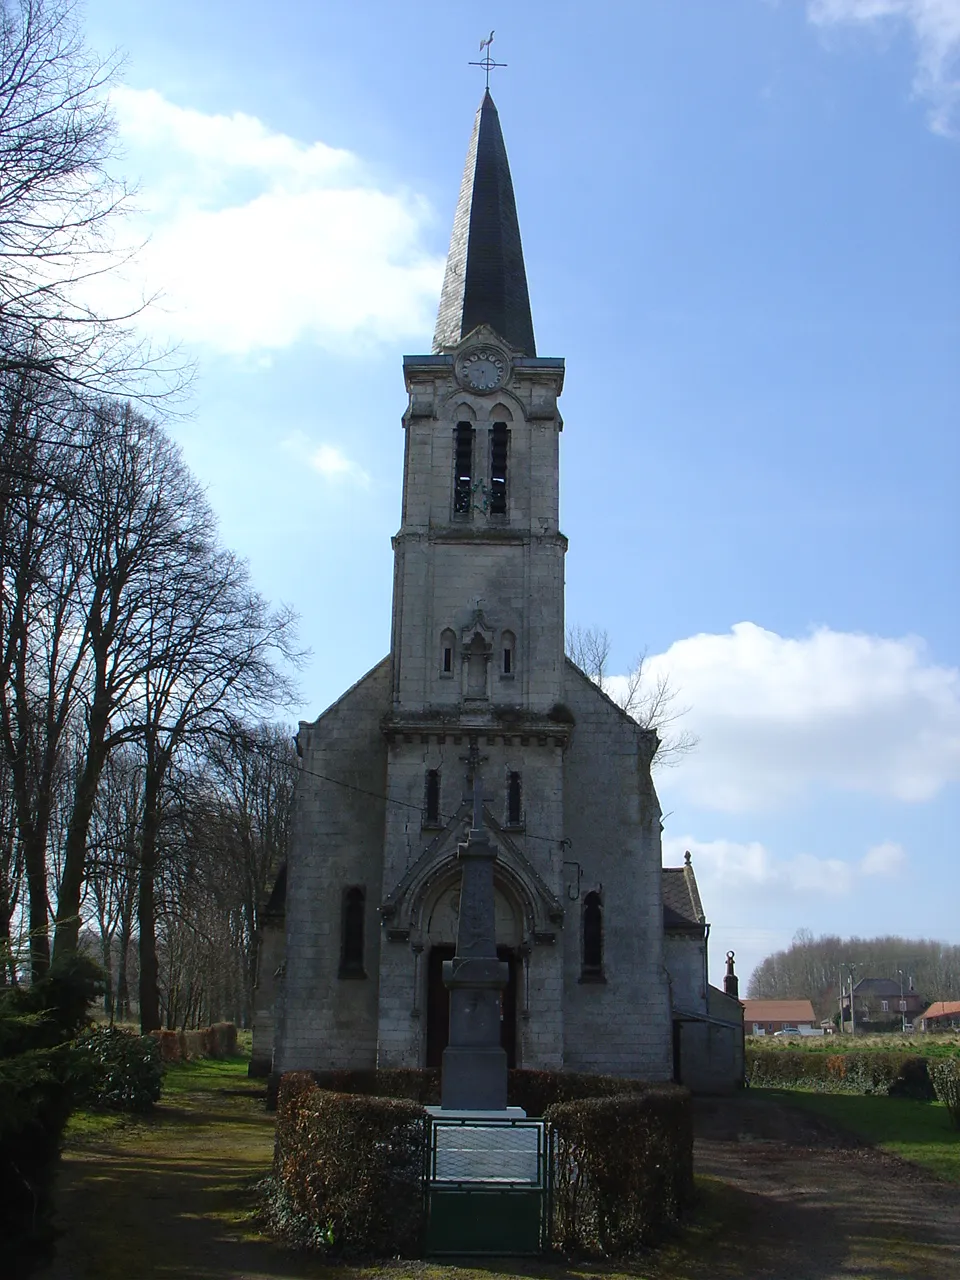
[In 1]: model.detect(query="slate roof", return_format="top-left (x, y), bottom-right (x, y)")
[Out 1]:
top-left (433, 90), bottom-right (536, 356)
top-left (662, 854), bottom-right (705, 932)
top-left (853, 977), bottom-right (908, 997)
top-left (742, 999), bottom-right (817, 1025)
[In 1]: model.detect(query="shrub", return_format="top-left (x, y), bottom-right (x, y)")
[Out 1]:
top-left (509, 1069), bottom-right (652, 1117)
top-left (545, 1086), bottom-right (693, 1257)
top-left (148, 1022), bottom-right (238, 1064)
top-left (73, 1027), bottom-right (162, 1113)
top-left (746, 1048), bottom-right (935, 1097)
top-left (271, 1073), bottom-right (426, 1256)
top-left (0, 955), bottom-right (103, 1268)
top-left (930, 1059), bottom-right (960, 1128)
top-left (311, 1067), bottom-right (439, 1104)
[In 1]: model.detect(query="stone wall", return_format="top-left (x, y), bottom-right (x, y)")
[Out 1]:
top-left (274, 658), bottom-right (392, 1074)
top-left (561, 661), bottom-right (673, 1080)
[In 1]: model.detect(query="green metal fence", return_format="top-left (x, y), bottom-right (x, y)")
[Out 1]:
top-left (424, 1115), bottom-right (548, 1256)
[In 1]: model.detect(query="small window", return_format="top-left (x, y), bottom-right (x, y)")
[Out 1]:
top-left (425, 769), bottom-right (440, 825)
top-left (581, 891), bottom-right (604, 981)
top-left (507, 771), bottom-right (522, 826)
top-left (490, 423), bottom-right (508, 515)
top-left (340, 887), bottom-right (366, 977)
top-left (881, 1000), bottom-right (889, 1013)
top-left (501, 629), bottom-right (515, 678)
top-left (440, 628), bottom-right (456, 677)
top-left (454, 423), bottom-right (474, 515)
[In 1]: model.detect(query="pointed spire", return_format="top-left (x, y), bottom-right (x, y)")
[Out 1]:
top-left (433, 91), bottom-right (536, 356)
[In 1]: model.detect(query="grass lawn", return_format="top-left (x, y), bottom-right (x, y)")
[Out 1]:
top-left (760, 1087), bottom-right (960, 1181)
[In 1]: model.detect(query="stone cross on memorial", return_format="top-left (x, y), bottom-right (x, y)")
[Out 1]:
top-left (440, 739), bottom-right (509, 1110)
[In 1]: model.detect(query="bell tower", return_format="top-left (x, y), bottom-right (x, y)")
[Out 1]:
top-left (391, 90), bottom-right (566, 719)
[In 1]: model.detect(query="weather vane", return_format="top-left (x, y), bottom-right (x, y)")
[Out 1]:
top-left (469, 30), bottom-right (507, 90)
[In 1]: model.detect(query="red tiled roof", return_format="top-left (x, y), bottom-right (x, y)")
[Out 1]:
top-left (742, 999), bottom-right (817, 1024)
top-left (919, 1001), bottom-right (960, 1021)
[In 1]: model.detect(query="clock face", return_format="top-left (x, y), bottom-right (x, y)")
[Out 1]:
top-left (459, 347), bottom-right (507, 393)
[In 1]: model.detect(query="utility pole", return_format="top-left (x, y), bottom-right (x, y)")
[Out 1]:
top-left (848, 966), bottom-right (857, 1037)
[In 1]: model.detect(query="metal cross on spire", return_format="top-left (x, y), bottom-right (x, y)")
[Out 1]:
top-left (469, 30), bottom-right (507, 89)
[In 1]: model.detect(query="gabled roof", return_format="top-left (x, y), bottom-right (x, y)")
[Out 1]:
top-left (919, 1000), bottom-right (960, 1021)
top-left (433, 90), bottom-right (536, 356)
top-left (742, 999), bottom-right (817, 1024)
top-left (662, 854), bottom-right (705, 932)
top-left (853, 977), bottom-right (907, 997)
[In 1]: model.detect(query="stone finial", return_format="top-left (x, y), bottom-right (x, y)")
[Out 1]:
top-left (684, 849), bottom-right (692, 866)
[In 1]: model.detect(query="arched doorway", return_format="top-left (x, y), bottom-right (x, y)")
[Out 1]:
top-left (422, 880), bottom-right (523, 1069)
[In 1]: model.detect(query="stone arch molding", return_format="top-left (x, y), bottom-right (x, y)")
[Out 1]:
top-left (381, 805), bottom-right (564, 942)
top-left (441, 386), bottom-right (525, 423)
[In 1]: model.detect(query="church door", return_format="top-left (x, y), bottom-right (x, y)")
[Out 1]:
top-left (425, 944), bottom-right (519, 1068)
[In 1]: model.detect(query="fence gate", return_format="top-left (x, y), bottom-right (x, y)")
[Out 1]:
top-left (425, 1115), bottom-right (547, 1255)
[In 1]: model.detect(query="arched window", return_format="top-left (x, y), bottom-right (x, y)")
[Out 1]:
top-left (489, 422), bottom-right (509, 515)
top-left (581, 891), bottom-right (604, 981)
top-left (453, 423), bottom-right (474, 515)
top-left (501, 630), bottom-right (516, 677)
top-left (440, 628), bottom-right (456, 677)
top-left (340, 887), bottom-right (366, 977)
top-left (507, 771), bottom-right (522, 826)
top-left (424, 769), bottom-right (441, 826)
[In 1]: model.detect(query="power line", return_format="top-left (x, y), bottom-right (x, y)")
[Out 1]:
top-left (237, 731), bottom-right (574, 852)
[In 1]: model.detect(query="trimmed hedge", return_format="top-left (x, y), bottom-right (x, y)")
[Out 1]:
top-left (546, 1086), bottom-right (694, 1257)
top-left (270, 1069), bottom-right (694, 1259)
top-left (275, 1066), bottom-right (653, 1116)
top-left (510, 1069), bottom-right (653, 1117)
top-left (271, 1072), bottom-right (426, 1256)
top-left (149, 1021), bottom-right (238, 1064)
top-left (74, 1027), bottom-right (162, 1112)
top-left (746, 1049), bottom-right (935, 1098)
top-left (930, 1059), bottom-right (960, 1127)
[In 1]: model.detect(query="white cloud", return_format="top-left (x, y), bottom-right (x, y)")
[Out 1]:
top-left (664, 834), bottom-right (906, 898)
top-left (95, 88), bottom-right (444, 354)
top-left (860, 839), bottom-right (908, 875)
top-left (627, 623), bottom-right (960, 812)
top-left (282, 432), bottom-right (370, 487)
top-left (807, 0), bottom-right (960, 134)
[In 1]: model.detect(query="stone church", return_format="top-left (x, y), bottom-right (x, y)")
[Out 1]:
top-left (255, 90), bottom-right (743, 1092)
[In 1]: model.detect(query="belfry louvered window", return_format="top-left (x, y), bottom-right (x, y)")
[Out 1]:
top-left (490, 423), bottom-right (508, 514)
top-left (454, 423), bottom-right (474, 515)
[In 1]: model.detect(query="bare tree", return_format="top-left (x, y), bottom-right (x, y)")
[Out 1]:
top-left (566, 624), bottom-right (697, 768)
top-left (131, 545), bottom-right (301, 1033)
top-left (0, 376), bottom-right (93, 975)
top-left (0, 0), bottom-right (178, 395)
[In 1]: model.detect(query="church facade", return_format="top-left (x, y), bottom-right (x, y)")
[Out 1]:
top-left (259, 91), bottom-right (742, 1090)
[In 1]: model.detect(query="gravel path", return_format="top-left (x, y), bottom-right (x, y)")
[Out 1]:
top-left (691, 1093), bottom-right (960, 1279)
top-left (33, 1082), bottom-right (960, 1279)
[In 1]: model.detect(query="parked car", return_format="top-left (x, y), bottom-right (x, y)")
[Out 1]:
top-left (773, 1027), bottom-right (800, 1037)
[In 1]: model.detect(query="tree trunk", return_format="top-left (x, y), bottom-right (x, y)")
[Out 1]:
top-left (54, 726), bottom-right (109, 958)
top-left (23, 826), bottom-right (51, 977)
top-left (137, 766), bottom-right (162, 1033)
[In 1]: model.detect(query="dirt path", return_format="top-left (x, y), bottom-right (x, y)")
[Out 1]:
top-left (689, 1094), bottom-right (960, 1279)
top-left (35, 1080), bottom-right (960, 1279)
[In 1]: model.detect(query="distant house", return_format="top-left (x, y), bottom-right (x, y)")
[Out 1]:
top-left (742, 999), bottom-right (816, 1035)
top-left (840, 978), bottom-right (925, 1028)
top-left (918, 1001), bottom-right (960, 1031)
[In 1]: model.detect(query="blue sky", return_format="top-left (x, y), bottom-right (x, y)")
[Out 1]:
top-left (82, 0), bottom-right (959, 987)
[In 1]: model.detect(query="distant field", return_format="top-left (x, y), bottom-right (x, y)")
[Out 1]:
top-left (746, 1032), bottom-right (960, 1056)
